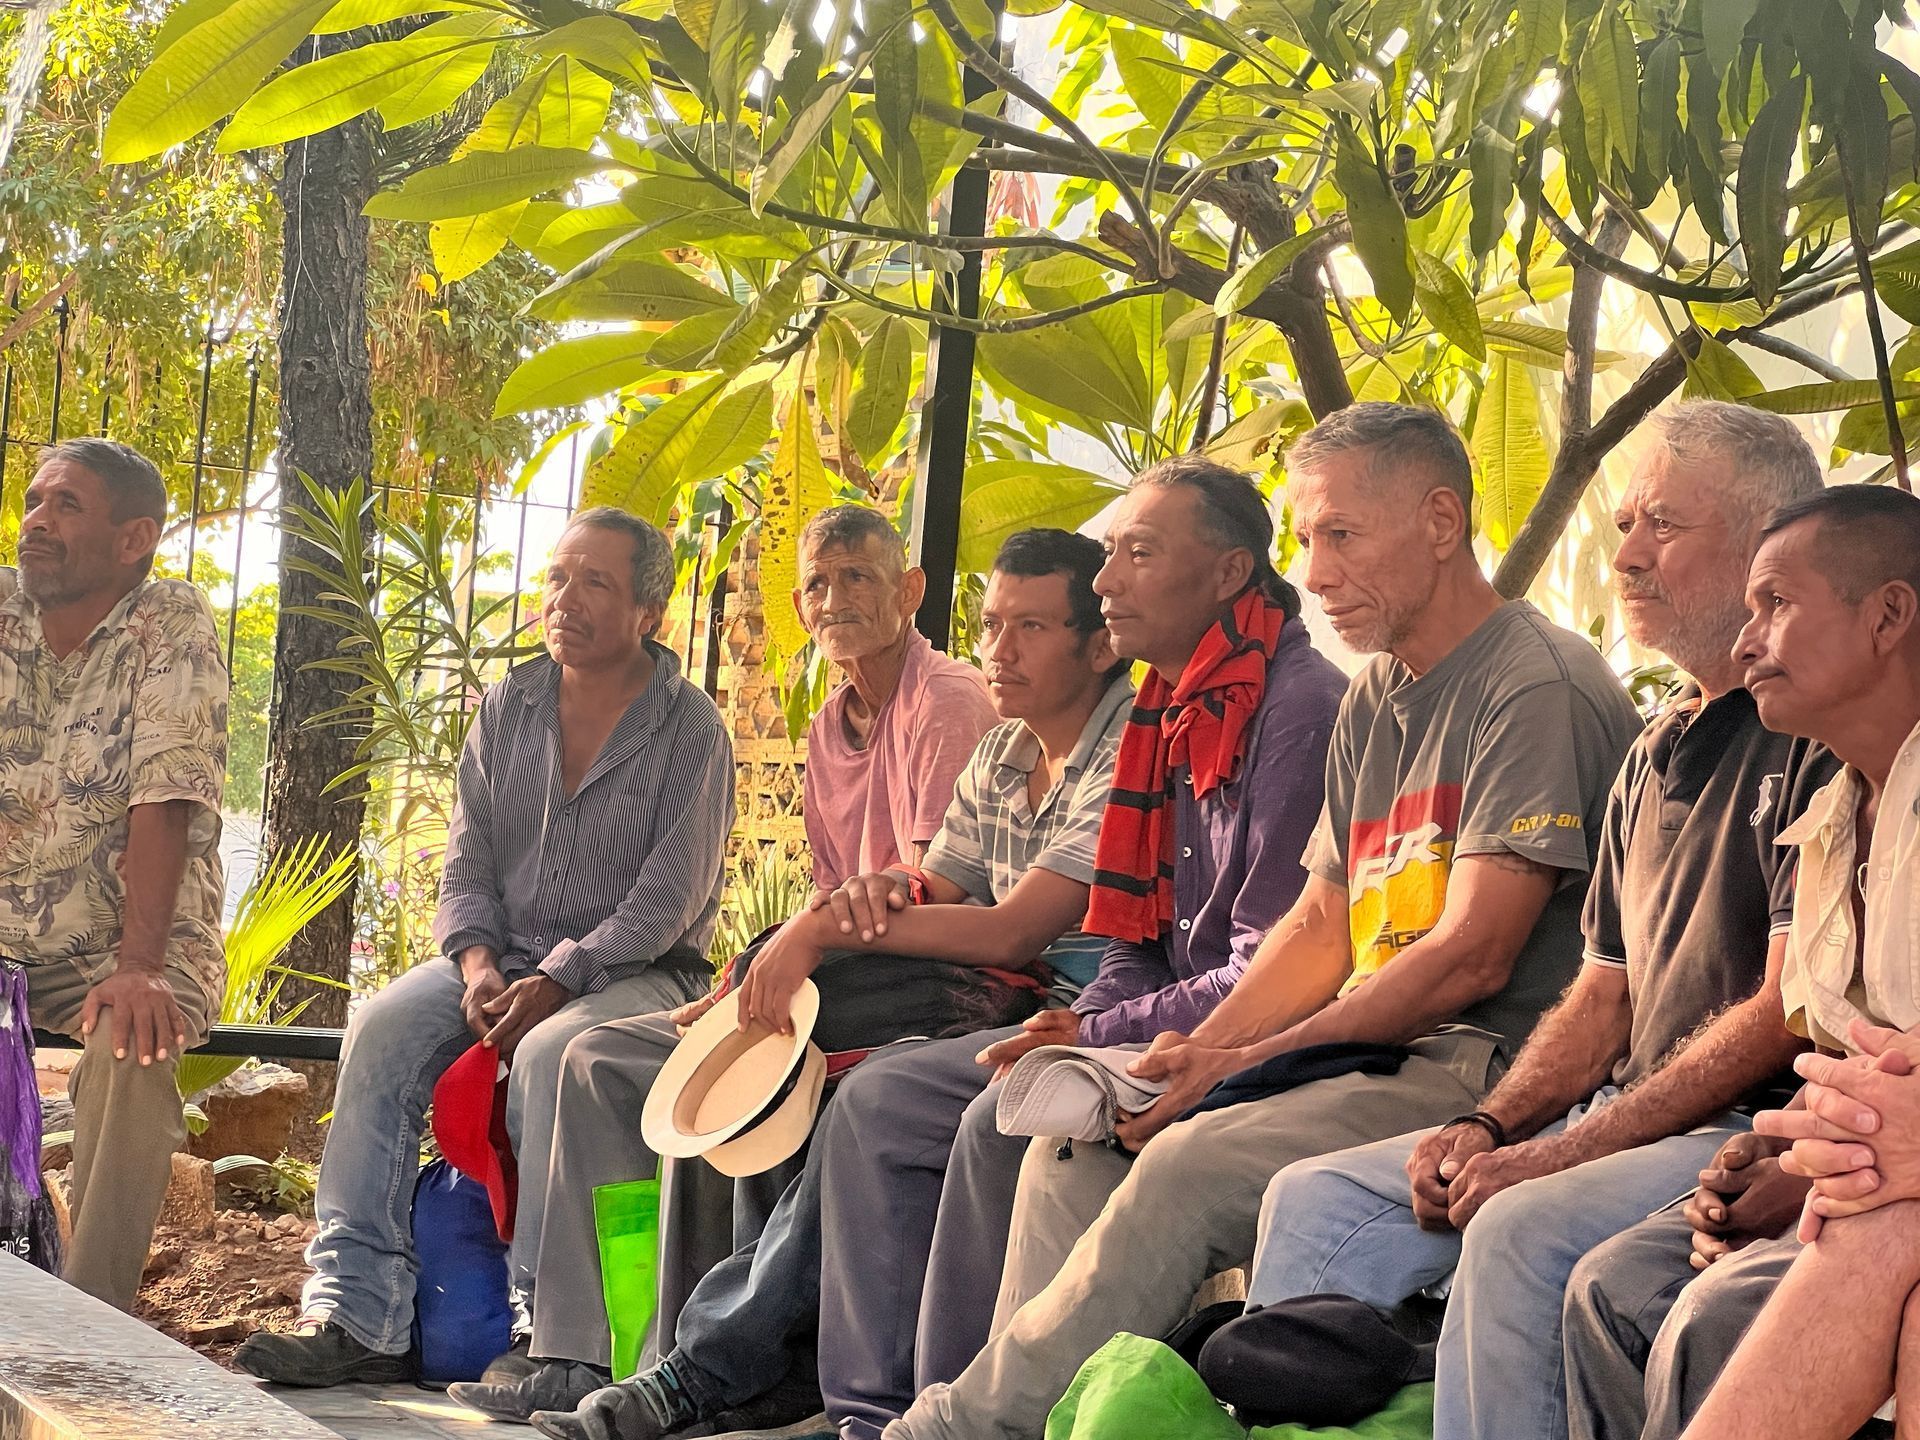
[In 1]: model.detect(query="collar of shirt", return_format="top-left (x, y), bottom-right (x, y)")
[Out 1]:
top-left (1774, 717), bottom-right (1920, 1050)
top-left (996, 675), bottom-right (1135, 796)
top-left (510, 640), bottom-right (685, 785)
top-left (1, 573), bottom-right (152, 662)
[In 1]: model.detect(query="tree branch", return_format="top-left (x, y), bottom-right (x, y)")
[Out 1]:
top-left (817, 265), bottom-right (1167, 333)
top-left (1492, 277), bottom-right (1862, 598)
top-left (1739, 332), bottom-right (1852, 382)
top-left (918, 0), bottom-right (1157, 246)
top-left (1097, 210), bottom-right (1353, 416)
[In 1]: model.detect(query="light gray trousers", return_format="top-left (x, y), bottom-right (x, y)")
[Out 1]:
top-left (890, 1030), bottom-right (1502, 1440)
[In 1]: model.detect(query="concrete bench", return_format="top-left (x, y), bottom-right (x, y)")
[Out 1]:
top-left (0, 1251), bottom-right (342, 1439)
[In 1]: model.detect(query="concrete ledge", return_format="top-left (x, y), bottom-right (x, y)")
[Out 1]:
top-left (0, 1252), bottom-right (340, 1439)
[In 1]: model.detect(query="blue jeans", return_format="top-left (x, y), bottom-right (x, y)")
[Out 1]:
top-left (1248, 1091), bottom-right (1747, 1440)
top-left (301, 956), bottom-right (703, 1354)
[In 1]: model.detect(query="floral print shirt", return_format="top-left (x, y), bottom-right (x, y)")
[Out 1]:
top-left (0, 569), bottom-right (228, 1019)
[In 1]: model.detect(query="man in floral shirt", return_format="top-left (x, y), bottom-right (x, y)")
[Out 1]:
top-left (0, 437), bottom-right (229, 1309)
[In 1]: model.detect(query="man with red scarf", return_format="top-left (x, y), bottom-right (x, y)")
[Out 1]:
top-left (885, 402), bottom-right (1644, 1440)
top-left (530, 456), bottom-right (1347, 1440)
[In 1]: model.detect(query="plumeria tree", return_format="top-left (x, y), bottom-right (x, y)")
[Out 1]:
top-left (100, 0), bottom-right (1920, 679)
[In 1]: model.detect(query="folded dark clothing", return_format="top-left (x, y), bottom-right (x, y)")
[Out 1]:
top-left (1181, 1041), bottom-right (1409, 1120)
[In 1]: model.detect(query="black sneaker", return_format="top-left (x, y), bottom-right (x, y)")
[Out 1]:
top-left (234, 1322), bottom-right (414, 1388)
top-left (450, 1359), bottom-right (613, 1423)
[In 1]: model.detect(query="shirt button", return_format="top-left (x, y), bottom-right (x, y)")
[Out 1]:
top-left (550, 868), bottom-right (560, 879)
top-left (1182, 847), bottom-right (1193, 859)
top-left (535, 936), bottom-right (546, 947)
top-left (1178, 918), bottom-right (1192, 931)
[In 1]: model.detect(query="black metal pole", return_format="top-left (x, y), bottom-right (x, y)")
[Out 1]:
top-left (186, 321), bottom-right (215, 576)
top-left (229, 344), bottom-right (263, 672)
top-left (702, 496), bottom-right (732, 699)
top-left (48, 296), bottom-right (70, 442)
top-left (0, 358), bottom-right (14, 508)
top-left (509, 486), bottom-right (532, 637)
top-left (908, 5), bottom-right (1000, 649)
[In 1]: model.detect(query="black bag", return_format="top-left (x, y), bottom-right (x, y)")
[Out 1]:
top-left (725, 930), bottom-right (1047, 1061)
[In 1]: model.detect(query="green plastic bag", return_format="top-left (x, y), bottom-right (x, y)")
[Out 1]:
top-left (1046, 1333), bottom-right (1436, 1440)
top-left (594, 1178), bottom-right (661, 1381)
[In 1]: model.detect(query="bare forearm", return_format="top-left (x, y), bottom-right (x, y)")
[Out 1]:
top-left (1479, 976), bottom-right (1632, 1141)
top-left (120, 801), bottom-right (192, 976)
top-left (1189, 882), bottom-right (1350, 1048)
top-left (799, 903), bottom-right (1050, 970)
top-left (1523, 992), bottom-right (1805, 1172)
top-left (1255, 940), bottom-right (1514, 1059)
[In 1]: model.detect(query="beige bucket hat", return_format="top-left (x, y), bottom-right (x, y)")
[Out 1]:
top-left (640, 980), bottom-right (826, 1178)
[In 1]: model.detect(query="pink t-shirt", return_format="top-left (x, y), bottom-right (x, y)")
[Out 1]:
top-left (802, 630), bottom-right (998, 891)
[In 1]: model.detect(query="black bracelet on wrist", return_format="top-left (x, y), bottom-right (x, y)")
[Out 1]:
top-left (1446, 1110), bottom-right (1508, 1149)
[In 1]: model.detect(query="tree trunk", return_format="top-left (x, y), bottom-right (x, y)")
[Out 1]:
top-left (260, 38), bottom-right (377, 1030)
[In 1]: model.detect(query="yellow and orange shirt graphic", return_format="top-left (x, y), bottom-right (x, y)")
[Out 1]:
top-left (1342, 784), bottom-right (1463, 992)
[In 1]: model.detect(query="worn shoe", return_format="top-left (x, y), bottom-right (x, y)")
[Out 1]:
top-left (450, 1359), bottom-right (613, 1423)
top-left (529, 1361), bottom-right (705, 1440)
top-left (709, 1365), bottom-right (824, 1433)
top-left (477, 1337), bottom-right (539, 1387)
top-left (710, 1417), bottom-right (835, 1439)
top-left (233, 1322), bottom-right (414, 1388)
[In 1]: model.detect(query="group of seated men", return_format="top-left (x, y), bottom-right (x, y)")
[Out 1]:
top-left (10, 397), bottom-right (1920, 1440)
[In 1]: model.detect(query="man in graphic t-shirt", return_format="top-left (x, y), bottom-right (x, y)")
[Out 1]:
top-left (883, 402), bottom-right (1644, 1440)
top-left (1251, 400), bottom-right (1839, 1440)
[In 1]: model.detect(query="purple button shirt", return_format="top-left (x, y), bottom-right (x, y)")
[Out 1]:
top-left (1072, 621), bottom-right (1347, 1047)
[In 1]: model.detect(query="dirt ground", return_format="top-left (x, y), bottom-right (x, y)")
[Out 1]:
top-left (132, 1208), bottom-right (316, 1369)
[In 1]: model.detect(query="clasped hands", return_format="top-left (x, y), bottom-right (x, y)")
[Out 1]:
top-left (1752, 1018), bottom-right (1920, 1241)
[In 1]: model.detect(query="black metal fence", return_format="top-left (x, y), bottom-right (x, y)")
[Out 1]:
top-left (0, 295), bottom-right (722, 721)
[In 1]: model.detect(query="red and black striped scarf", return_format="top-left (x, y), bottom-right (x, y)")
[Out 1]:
top-left (1084, 589), bottom-right (1290, 944)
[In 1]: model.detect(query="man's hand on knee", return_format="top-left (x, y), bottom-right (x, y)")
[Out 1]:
top-left (481, 974), bottom-right (572, 1059)
top-left (82, 970), bottom-right (187, 1065)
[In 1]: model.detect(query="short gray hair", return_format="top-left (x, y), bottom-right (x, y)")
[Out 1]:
top-left (564, 506), bottom-right (674, 609)
top-left (1649, 400), bottom-right (1823, 529)
top-left (1285, 401), bottom-right (1474, 514)
top-left (39, 437), bottom-right (167, 525)
top-left (798, 505), bottom-right (905, 568)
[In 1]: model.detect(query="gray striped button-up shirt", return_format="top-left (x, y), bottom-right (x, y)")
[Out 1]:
top-left (433, 643), bottom-right (734, 995)
top-left (922, 675), bottom-right (1134, 989)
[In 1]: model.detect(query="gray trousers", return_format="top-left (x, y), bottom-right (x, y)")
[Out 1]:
top-left (27, 958), bottom-right (209, 1311)
top-left (820, 1028), bottom-right (1021, 1440)
top-left (527, 1010), bottom-right (688, 1369)
top-left (648, 1142), bottom-right (805, 1372)
top-left (892, 1030), bottom-right (1502, 1440)
top-left (1562, 1205), bottom-right (1799, 1440)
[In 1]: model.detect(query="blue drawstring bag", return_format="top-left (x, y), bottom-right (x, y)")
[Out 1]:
top-left (411, 1158), bottom-right (512, 1385)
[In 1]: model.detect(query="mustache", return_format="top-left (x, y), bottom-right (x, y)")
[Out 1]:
top-left (1617, 575), bottom-right (1671, 603)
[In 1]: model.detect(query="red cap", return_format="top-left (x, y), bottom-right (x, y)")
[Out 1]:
top-left (432, 1043), bottom-right (517, 1243)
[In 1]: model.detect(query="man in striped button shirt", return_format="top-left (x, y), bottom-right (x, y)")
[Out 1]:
top-left (239, 507), bottom-right (735, 1388)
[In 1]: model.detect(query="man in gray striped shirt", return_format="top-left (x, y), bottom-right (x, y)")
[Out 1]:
top-left (456, 528), bottom-right (1132, 1427)
top-left (238, 508), bottom-right (734, 1389)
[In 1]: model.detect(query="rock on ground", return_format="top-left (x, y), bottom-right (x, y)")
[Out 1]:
top-left (187, 1063), bottom-right (311, 1164)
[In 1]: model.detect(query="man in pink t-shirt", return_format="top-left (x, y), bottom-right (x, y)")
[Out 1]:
top-left (796, 506), bottom-right (998, 889)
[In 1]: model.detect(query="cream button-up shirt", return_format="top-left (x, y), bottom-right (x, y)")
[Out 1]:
top-left (1775, 721), bottom-right (1920, 1053)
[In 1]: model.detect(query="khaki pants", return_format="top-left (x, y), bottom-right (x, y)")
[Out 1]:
top-left (894, 1030), bottom-right (1502, 1440)
top-left (26, 958), bottom-right (209, 1311)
